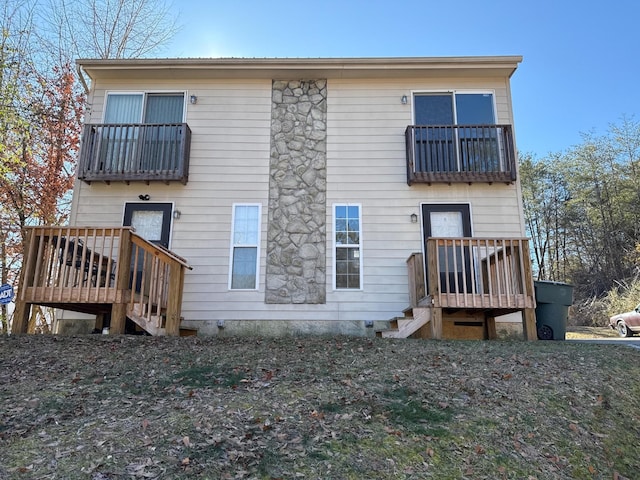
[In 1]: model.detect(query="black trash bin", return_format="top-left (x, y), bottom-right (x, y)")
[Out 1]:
top-left (534, 281), bottom-right (574, 340)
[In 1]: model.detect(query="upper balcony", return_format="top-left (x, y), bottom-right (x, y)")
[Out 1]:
top-left (77, 123), bottom-right (191, 185)
top-left (405, 124), bottom-right (517, 185)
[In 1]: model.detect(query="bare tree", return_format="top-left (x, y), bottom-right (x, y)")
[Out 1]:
top-left (45, 0), bottom-right (179, 61)
top-left (1, 0), bottom-right (180, 332)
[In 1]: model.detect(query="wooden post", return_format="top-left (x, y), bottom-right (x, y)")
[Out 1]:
top-left (165, 261), bottom-right (184, 336)
top-left (11, 302), bottom-right (31, 334)
top-left (110, 229), bottom-right (132, 334)
top-left (94, 313), bottom-right (105, 332)
top-left (519, 240), bottom-right (537, 341)
top-left (486, 314), bottom-right (497, 340)
top-left (522, 308), bottom-right (537, 341)
top-left (430, 307), bottom-right (443, 339)
top-left (12, 229), bottom-right (38, 334)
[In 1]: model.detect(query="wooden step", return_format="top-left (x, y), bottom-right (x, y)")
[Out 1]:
top-left (377, 306), bottom-right (432, 339)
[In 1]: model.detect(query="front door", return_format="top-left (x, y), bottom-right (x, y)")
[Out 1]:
top-left (123, 203), bottom-right (172, 291)
top-left (422, 204), bottom-right (473, 293)
top-left (123, 202), bottom-right (172, 248)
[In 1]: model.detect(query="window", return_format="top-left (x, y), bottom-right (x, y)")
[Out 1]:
top-left (229, 204), bottom-right (261, 290)
top-left (101, 93), bottom-right (186, 173)
top-left (413, 92), bottom-right (500, 173)
top-left (104, 92), bottom-right (185, 124)
top-left (414, 92), bottom-right (495, 126)
top-left (334, 204), bottom-right (362, 290)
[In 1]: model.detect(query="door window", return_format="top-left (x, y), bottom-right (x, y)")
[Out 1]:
top-left (123, 203), bottom-right (172, 248)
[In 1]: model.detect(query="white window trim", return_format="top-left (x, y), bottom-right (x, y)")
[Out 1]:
top-left (103, 90), bottom-right (188, 123)
top-left (332, 203), bottom-right (363, 291)
top-left (228, 203), bottom-right (262, 291)
top-left (410, 89), bottom-right (498, 124)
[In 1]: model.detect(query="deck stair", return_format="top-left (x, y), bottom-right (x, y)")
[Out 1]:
top-left (377, 306), bottom-right (432, 338)
top-left (126, 304), bottom-right (197, 337)
top-left (127, 303), bottom-right (166, 336)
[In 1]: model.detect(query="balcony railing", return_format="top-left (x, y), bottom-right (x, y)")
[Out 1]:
top-left (408, 237), bottom-right (535, 312)
top-left (78, 123), bottom-right (191, 184)
top-left (405, 125), bottom-right (517, 185)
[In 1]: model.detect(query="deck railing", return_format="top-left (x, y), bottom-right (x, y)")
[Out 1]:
top-left (77, 123), bottom-right (191, 184)
top-left (408, 237), bottom-right (535, 311)
top-left (405, 125), bottom-right (517, 185)
top-left (12, 226), bottom-right (191, 336)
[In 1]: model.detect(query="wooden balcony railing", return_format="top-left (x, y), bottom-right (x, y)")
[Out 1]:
top-left (77, 123), bottom-right (191, 184)
top-left (408, 237), bottom-right (535, 312)
top-left (12, 226), bottom-right (191, 336)
top-left (405, 125), bottom-right (517, 185)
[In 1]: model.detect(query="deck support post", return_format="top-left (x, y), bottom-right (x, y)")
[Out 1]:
top-left (11, 301), bottom-right (31, 334)
top-left (94, 313), bottom-right (106, 332)
top-left (522, 308), bottom-right (537, 341)
top-left (111, 303), bottom-right (126, 334)
top-left (430, 307), bottom-right (443, 339)
top-left (164, 261), bottom-right (184, 336)
top-left (109, 229), bottom-right (133, 335)
top-left (485, 314), bottom-right (497, 340)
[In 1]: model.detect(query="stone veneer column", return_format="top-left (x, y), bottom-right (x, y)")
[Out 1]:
top-left (265, 80), bottom-right (327, 304)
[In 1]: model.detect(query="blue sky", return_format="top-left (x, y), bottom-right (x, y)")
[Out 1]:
top-left (165, 0), bottom-right (639, 157)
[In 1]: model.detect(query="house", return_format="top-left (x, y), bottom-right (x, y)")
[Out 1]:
top-left (12, 56), bottom-right (537, 340)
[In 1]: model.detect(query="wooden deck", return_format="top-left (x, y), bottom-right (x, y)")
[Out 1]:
top-left (394, 237), bottom-right (537, 340)
top-left (12, 226), bottom-right (192, 336)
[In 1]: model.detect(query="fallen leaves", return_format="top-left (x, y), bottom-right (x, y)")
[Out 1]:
top-left (0, 335), bottom-right (638, 479)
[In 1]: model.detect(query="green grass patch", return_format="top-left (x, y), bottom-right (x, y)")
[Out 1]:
top-left (378, 386), bottom-right (453, 436)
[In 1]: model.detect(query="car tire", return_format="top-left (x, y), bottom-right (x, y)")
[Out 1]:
top-left (537, 324), bottom-right (554, 340)
top-left (616, 320), bottom-right (633, 338)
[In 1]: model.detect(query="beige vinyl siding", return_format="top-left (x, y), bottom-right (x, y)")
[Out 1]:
top-left (71, 70), bottom-right (524, 329)
top-left (324, 77), bottom-right (524, 319)
top-left (73, 78), bottom-right (277, 325)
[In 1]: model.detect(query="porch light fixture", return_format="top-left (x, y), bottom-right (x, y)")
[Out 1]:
top-left (401, 95), bottom-right (408, 105)
top-left (410, 213), bottom-right (418, 223)
top-left (172, 210), bottom-right (181, 220)
top-left (189, 94), bottom-right (197, 104)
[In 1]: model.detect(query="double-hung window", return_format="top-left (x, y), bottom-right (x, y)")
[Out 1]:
top-left (334, 204), bottom-right (362, 290)
top-left (229, 204), bottom-right (261, 290)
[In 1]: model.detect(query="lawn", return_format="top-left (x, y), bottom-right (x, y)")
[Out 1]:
top-left (0, 334), bottom-right (638, 479)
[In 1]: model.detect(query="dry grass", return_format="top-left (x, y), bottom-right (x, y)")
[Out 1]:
top-left (565, 327), bottom-right (620, 340)
top-left (0, 334), bottom-right (638, 479)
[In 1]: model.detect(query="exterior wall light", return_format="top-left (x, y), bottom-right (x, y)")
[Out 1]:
top-left (173, 210), bottom-right (181, 220)
top-left (189, 95), bottom-right (197, 104)
top-left (401, 95), bottom-right (408, 105)
top-left (410, 213), bottom-right (418, 223)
